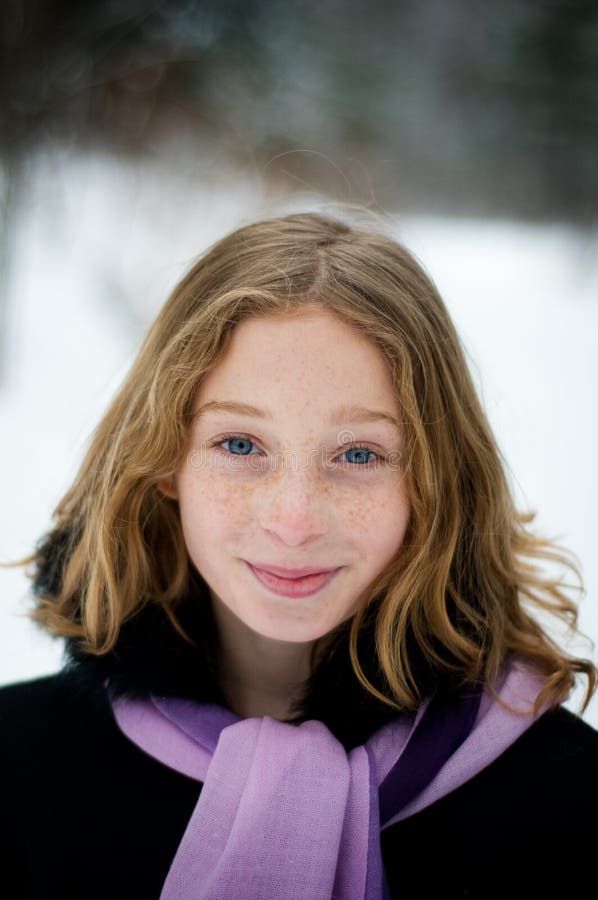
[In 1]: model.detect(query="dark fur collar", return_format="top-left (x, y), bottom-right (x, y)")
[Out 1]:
top-left (62, 585), bottom-right (403, 752)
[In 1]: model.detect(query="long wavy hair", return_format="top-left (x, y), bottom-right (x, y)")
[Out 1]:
top-left (24, 211), bottom-right (596, 714)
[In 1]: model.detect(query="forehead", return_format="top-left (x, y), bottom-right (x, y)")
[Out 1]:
top-left (196, 309), bottom-right (399, 411)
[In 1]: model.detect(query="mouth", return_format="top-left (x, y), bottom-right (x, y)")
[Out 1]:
top-left (244, 561), bottom-right (342, 599)
top-left (247, 562), bottom-right (339, 579)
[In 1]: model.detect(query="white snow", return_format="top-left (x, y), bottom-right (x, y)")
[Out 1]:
top-left (1, 147), bottom-right (596, 726)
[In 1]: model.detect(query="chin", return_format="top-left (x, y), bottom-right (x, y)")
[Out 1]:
top-left (251, 618), bottom-right (332, 644)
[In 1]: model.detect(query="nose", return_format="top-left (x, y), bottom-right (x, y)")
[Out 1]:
top-left (256, 463), bottom-right (330, 547)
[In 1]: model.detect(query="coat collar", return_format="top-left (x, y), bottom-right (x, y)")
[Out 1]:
top-left (63, 583), bottom-right (404, 751)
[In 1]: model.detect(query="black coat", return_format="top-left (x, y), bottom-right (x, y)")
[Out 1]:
top-left (1, 599), bottom-right (597, 899)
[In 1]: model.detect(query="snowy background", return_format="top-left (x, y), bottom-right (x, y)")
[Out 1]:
top-left (1, 149), bottom-right (597, 727)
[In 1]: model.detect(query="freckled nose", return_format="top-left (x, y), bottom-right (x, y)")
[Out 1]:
top-left (257, 469), bottom-right (329, 546)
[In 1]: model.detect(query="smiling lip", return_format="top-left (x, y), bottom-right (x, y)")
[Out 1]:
top-left (245, 562), bottom-right (342, 598)
top-left (247, 562), bottom-right (339, 578)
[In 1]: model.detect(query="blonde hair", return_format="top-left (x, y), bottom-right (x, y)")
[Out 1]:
top-left (26, 211), bottom-right (596, 714)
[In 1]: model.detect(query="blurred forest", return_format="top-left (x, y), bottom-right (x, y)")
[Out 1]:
top-left (1, 0), bottom-right (597, 353)
top-left (2, 0), bottom-right (597, 222)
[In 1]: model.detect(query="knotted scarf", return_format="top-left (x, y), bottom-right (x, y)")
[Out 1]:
top-left (111, 658), bottom-right (547, 899)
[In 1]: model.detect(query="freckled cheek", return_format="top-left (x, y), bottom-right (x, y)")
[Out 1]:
top-left (178, 472), bottom-right (409, 549)
top-left (180, 473), bottom-right (259, 529)
top-left (334, 494), bottom-right (374, 533)
top-left (336, 482), bottom-right (408, 527)
top-left (338, 485), bottom-right (411, 564)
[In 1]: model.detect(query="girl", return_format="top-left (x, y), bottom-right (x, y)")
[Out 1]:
top-left (1, 212), bottom-right (597, 899)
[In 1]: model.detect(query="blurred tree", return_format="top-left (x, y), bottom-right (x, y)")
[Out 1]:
top-left (0, 0), bottom-right (596, 218)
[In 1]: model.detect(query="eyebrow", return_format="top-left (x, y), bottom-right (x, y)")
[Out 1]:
top-left (195, 400), bottom-right (401, 430)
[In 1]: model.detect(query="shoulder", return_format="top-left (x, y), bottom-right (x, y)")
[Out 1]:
top-left (0, 669), bottom-right (103, 720)
top-left (0, 670), bottom-right (144, 809)
top-left (402, 703), bottom-right (598, 823)
top-left (0, 668), bottom-right (205, 787)
top-left (516, 703), bottom-right (598, 761)
top-left (0, 671), bottom-right (201, 899)
top-left (478, 701), bottom-right (598, 762)
top-left (0, 670), bottom-right (115, 760)
top-left (381, 706), bottom-right (598, 897)
top-left (484, 704), bottom-right (598, 794)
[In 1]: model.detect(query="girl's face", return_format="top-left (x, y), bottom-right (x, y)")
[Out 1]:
top-left (166, 307), bottom-right (410, 643)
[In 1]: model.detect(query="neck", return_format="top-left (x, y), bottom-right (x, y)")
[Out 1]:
top-left (210, 593), bottom-right (317, 720)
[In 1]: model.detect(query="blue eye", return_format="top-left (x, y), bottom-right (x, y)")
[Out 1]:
top-left (212, 434), bottom-right (383, 468)
top-left (340, 446), bottom-right (378, 465)
top-left (220, 436), bottom-right (258, 456)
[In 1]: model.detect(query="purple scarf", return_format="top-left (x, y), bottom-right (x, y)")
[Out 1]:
top-left (111, 659), bottom-right (547, 899)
